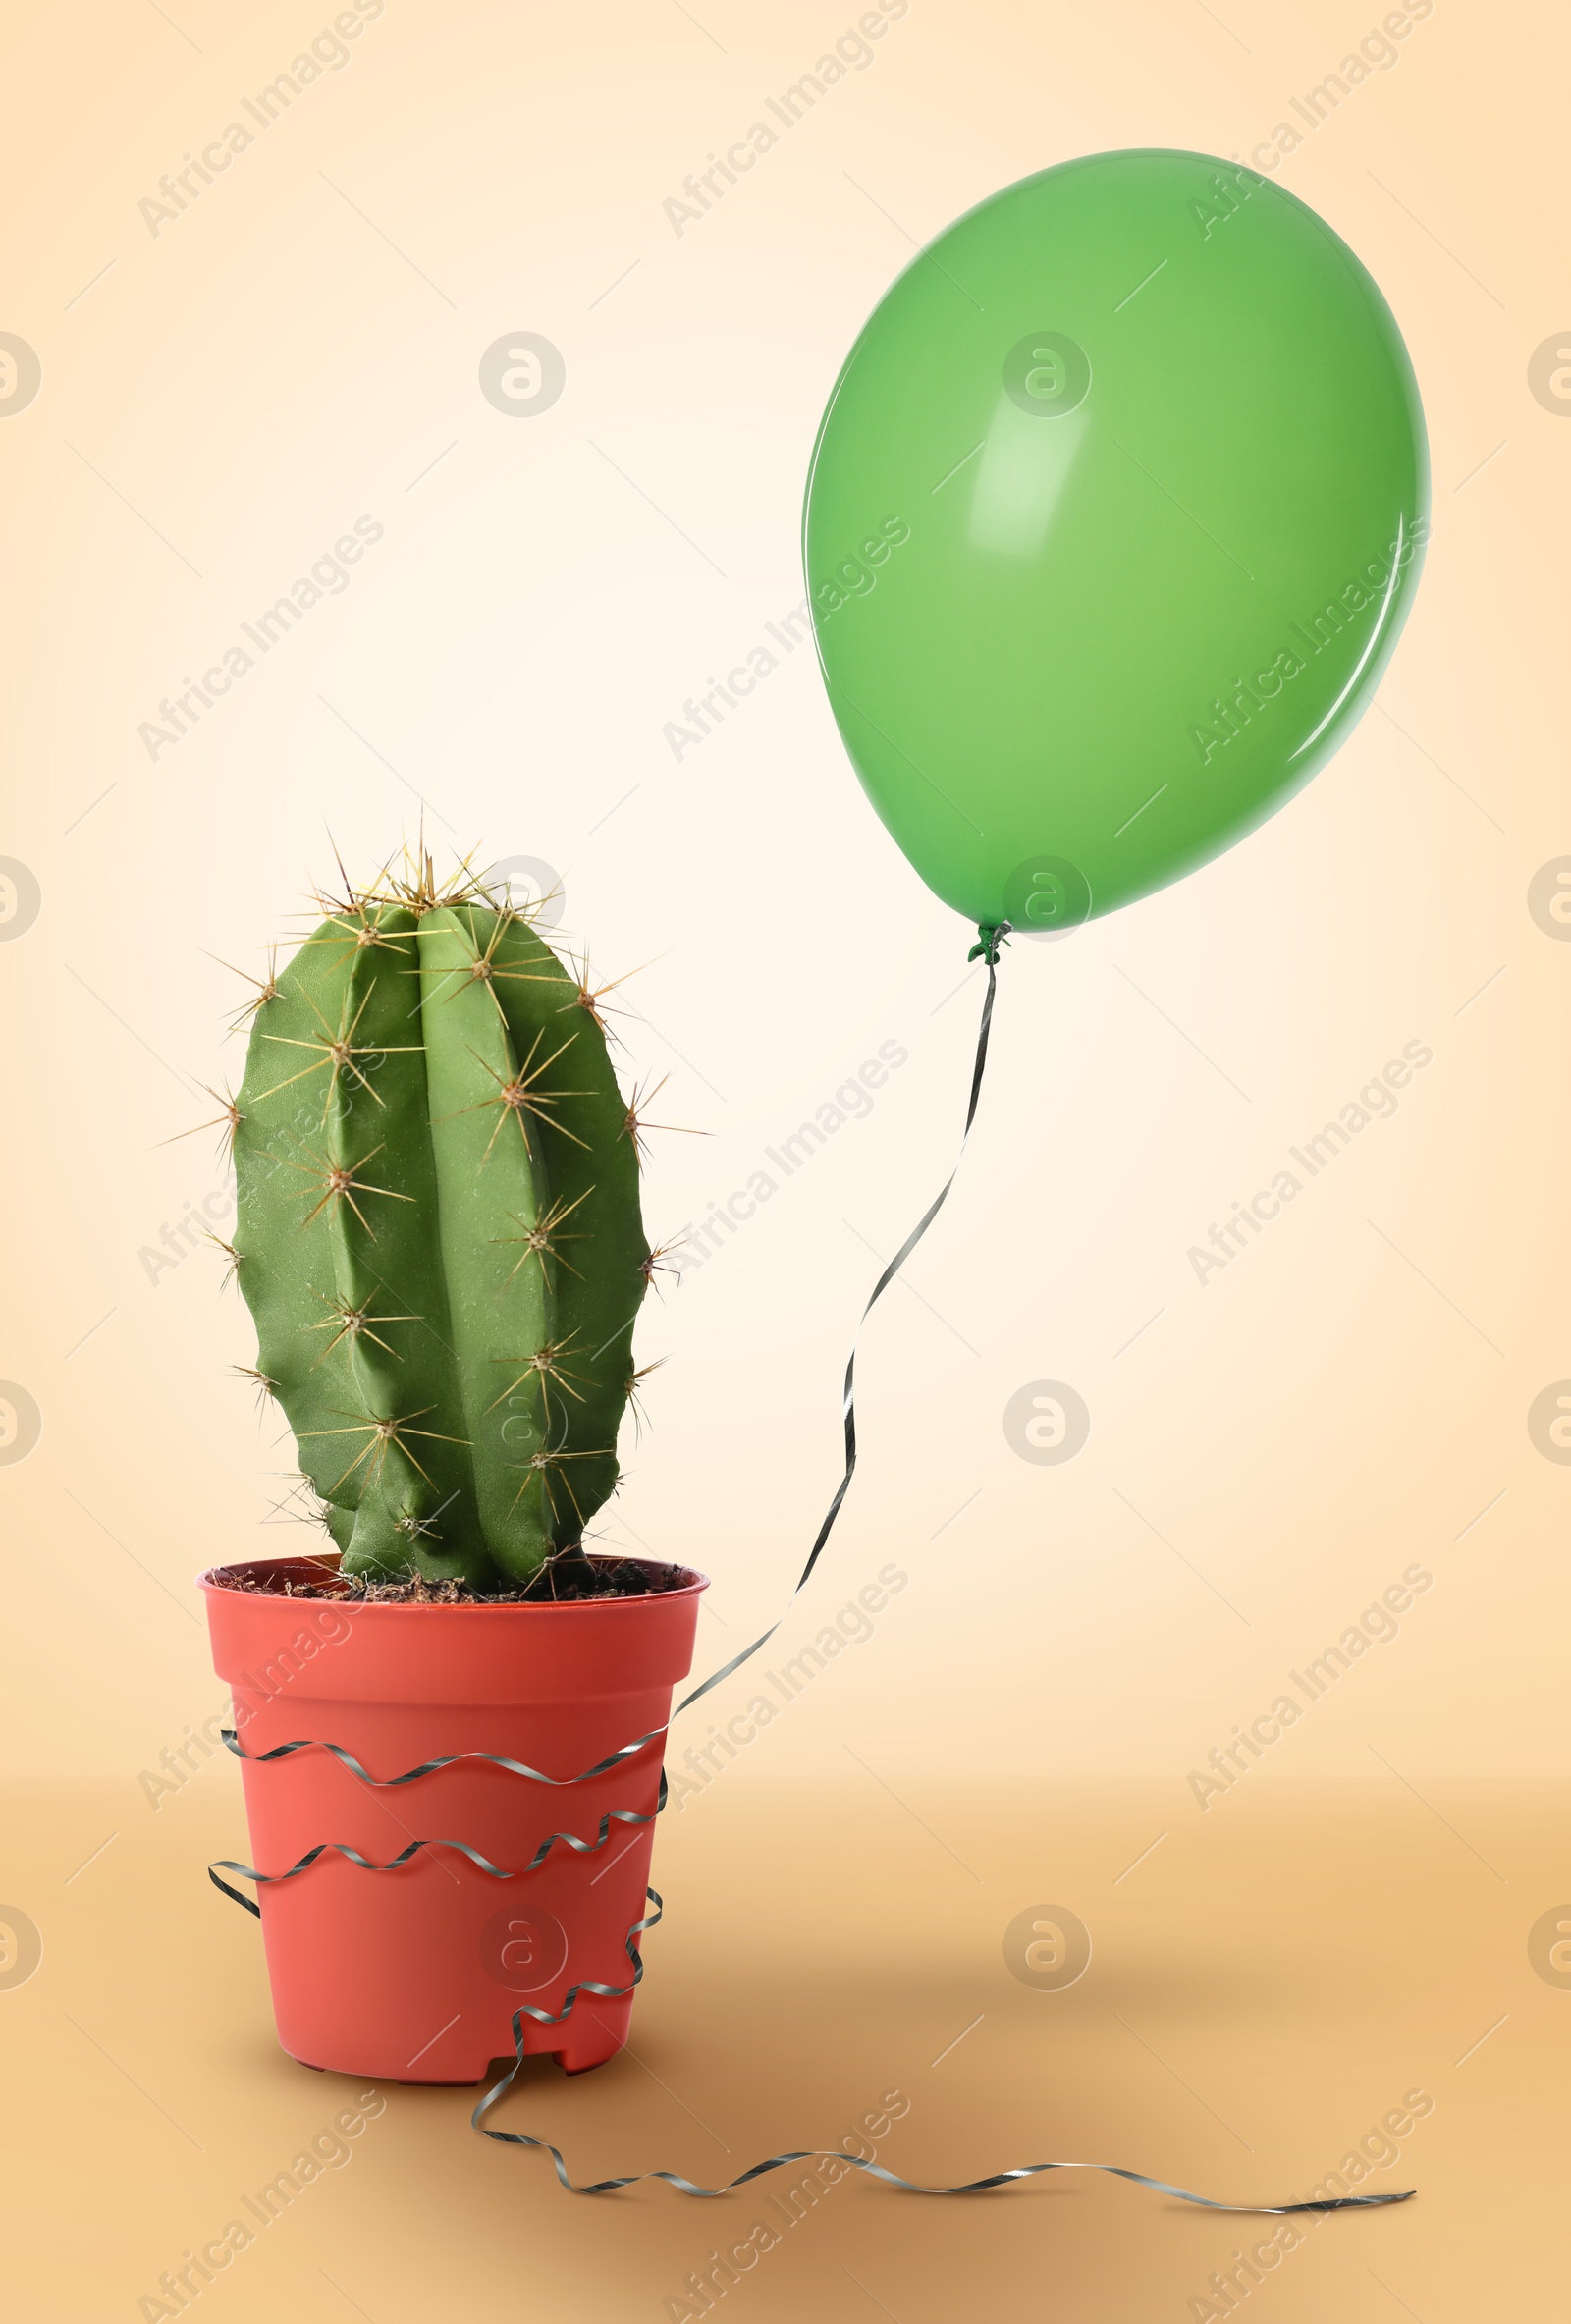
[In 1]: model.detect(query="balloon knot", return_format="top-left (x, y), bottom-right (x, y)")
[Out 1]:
top-left (968, 922), bottom-right (1012, 966)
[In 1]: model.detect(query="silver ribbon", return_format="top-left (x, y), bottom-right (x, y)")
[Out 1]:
top-left (469, 1889), bottom-right (1409, 2209)
top-left (206, 1772), bottom-right (666, 1917)
top-left (211, 930), bottom-right (1415, 2211)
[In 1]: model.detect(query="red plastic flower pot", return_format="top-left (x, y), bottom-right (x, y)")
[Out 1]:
top-left (200, 1554), bottom-right (706, 2084)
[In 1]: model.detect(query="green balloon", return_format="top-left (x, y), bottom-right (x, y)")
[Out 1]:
top-left (803, 150), bottom-right (1429, 935)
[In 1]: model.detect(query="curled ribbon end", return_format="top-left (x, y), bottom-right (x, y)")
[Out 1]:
top-left (1299, 2188), bottom-right (1418, 2210)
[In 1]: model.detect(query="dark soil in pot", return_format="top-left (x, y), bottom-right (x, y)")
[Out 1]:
top-left (215, 1550), bottom-right (696, 1605)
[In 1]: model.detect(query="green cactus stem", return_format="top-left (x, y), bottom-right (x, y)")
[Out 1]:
top-left (228, 854), bottom-right (655, 1588)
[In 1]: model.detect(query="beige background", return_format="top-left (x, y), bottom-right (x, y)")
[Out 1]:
top-left (2, 0), bottom-right (1568, 2313)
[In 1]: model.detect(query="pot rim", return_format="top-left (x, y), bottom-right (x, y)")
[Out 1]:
top-left (196, 1549), bottom-right (711, 1611)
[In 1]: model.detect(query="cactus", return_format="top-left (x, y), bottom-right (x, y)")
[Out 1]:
top-left (228, 851), bottom-right (654, 1589)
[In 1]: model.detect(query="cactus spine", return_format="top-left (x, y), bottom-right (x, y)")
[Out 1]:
top-left (230, 855), bottom-right (652, 1588)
